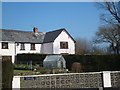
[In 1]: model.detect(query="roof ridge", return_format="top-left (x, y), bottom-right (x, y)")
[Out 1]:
top-left (46, 28), bottom-right (65, 33)
top-left (1, 29), bottom-right (44, 33)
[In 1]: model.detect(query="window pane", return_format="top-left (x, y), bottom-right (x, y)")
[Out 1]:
top-left (31, 43), bottom-right (35, 50)
top-left (2, 42), bottom-right (8, 49)
top-left (60, 42), bottom-right (68, 49)
top-left (20, 43), bottom-right (25, 50)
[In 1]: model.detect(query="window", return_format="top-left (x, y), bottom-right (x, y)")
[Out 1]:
top-left (2, 42), bottom-right (8, 49)
top-left (31, 43), bottom-right (35, 50)
top-left (60, 42), bottom-right (68, 49)
top-left (20, 43), bottom-right (25, 50)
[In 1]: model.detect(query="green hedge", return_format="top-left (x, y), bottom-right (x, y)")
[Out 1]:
top-left (16, 54), bottom-right (120, 72)
top-left (16, 54), bottom-right (46, 66)
top-left (2, 56), bottom-right (13, 89)
top-left (63, 55), bottom-right (120, 72)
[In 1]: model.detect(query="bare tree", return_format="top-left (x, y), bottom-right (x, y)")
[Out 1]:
top-left (75, 38), bottom-right (92, 55)
top-left (91, 45), bottom-right (107, 55)
top-left (75, 37), bottom-right (106, 55)
top-left (94, 24), bottom-right (120, 54)
top-left (97, 1), bottom-right (120, 24)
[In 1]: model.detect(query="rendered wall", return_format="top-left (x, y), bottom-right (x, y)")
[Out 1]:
top-left (16, 43), bottom-right (41, 54)
top-left (53, 30), bottom-right (75, 54)
top-left (41, 42), bottom-right (53, 54)
top-left (0, 42), bottom-right (15, 56)
top-left (0, 42), bottom-right (15, 63)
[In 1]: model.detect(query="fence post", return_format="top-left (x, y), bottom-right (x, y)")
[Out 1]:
top-left (12, 76), bottom-right (20, 90)
top-left (102, 71), bottom-right (111, 88)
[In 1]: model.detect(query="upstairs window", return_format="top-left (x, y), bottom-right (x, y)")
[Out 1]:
top-left (60, 42), bottom-right (68, 49)
top-left (2, 42), bottom-right (8, 49)
top-left (20, 43), bottom-right (25, 50)
top-left (31, 43), bottom-right (35, 50)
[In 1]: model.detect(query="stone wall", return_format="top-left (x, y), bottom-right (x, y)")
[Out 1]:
top-left (111, 71), bottom-right (120, 87)
top-left (13, 71), bottom-right (120, 89)
top-left (20, 72), bottom-right (102, 88)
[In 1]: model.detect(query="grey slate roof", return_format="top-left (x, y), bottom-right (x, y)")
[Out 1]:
top-left (43, 28), bottom-right (63, 43)
top-left (0, 29), bottom-right (45, 43)
top-left (0, 28), bottom-right (75, 43)
top-left (43, 28), bottom-right (76, 43)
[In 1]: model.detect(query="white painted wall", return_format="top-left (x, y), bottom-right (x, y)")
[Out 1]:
top-left (53, 30), bottom-right (75, 54)
top-left (41, 42), bottom-right (53, 54)
top-left (0, 41), bottom-right (15, 55)
top-left (12, 76), bottom-right (20, 90)
top-left (16, 43), bottom-right (41, 54)
top-left (103, 71), bottom-right (111, 87)
top-left (0, 41), bottom-right (15, 63)
top-left (0, 42), bottom-right (41, 63)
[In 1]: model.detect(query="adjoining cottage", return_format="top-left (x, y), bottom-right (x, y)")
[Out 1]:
top-left (43, 55), bottom-right (66, 69)
top-left (0, 28), bottom-right (75, 63)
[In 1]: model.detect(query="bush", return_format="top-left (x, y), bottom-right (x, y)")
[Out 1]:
top-left (14, 64), bottom-right (41, 70)
top-left (71, 62), bottom-right (83, 73)
top-left (2, 56), bottom-right (13, 89)
top-left (36, 67), bottom-right (49, 74)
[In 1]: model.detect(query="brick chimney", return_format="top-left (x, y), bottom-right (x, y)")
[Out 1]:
top-left (33, 27), bottom-right (38, 33)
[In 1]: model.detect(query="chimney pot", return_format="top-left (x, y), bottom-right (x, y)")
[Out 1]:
top-left (33, 27), bottom-right (38, 33)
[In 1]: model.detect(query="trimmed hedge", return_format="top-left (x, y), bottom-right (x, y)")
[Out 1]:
top-left (2, 56), bottom-right (13, 89)
top-left (63, 55), bottom-right (120, 72)
top-left (16, 54), bottom-right (120, 72)
top-left (16, 54), bottom-right (46, 66)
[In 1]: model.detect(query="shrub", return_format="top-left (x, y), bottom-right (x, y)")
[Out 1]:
top-left (2, 56), bottom-right (13, 89)
top-left (14, 64), bottom-right (41, 70)
top-left (36, 66), bottom-right (49, 74)
top-left (71, 62), bottom-right (83, 73)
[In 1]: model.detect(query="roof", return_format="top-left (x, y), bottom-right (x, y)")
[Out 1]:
top-left (43, 29), bottom-right (63, 43)
top-left (43, 28), bottom-right (76, 43)
top-left (0, 29), bottom-right (45, 43)
top-left (0, 28), bottom-right (75, 43)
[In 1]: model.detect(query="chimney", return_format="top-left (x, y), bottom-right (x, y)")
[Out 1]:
top-left (33, 27), bottom-right (38, 33)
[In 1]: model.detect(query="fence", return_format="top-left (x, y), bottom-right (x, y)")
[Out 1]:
top-left (12, 71), bottom-right (120, 89)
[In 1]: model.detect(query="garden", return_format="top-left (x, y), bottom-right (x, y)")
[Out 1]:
top-left (13, 64), bottom-right (66, 76)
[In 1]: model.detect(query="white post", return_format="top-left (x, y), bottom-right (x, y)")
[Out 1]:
top-left (0, 56), bottom-right (2, 90)
top-left (12, 55), bottom-right (15, 63)
top-left (12, 76), bottom-right (20, 90)
top-left (102, 71), bottom-right (111, 88)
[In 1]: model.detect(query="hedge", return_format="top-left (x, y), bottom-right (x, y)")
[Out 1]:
top-left (16, 54), bottom-right (46, 66)
top-left (63, 55), bottom-right (120, 72)
top-left (2, 56), bottom-right (13, 89)
top-left (16, 54), bottom-right (120, 72)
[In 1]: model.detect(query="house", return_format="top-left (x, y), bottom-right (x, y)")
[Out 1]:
top-left (43, 55), bottom-right (66, 69)
top-left (0, 28), bottom-right (75, 63)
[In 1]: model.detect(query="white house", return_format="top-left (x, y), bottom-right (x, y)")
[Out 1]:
top-left (0, 28), bottom-right (75, 63)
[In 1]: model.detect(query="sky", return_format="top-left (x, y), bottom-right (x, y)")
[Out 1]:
top-left (2, 2), bottom-right (102, 40)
